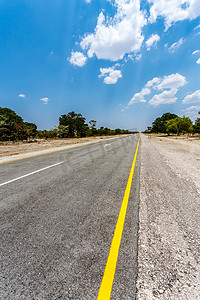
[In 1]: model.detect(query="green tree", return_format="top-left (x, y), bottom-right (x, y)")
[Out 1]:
top-left (0, 107), bottom-right (38, 141)
top-left (194, 111), bottom-right (200, 134)
top-left (58, 125), bottom-right (69, 138)
top-left (152, 112), bottom-right (178, 133)
top-left (89, 120), bottom-right (97, 136)
top-left (0, 107), bottom-right (26, 140)
top-left (115, 128), bottom-right (122, 135)
top-left (166, 116), bottom-right (193, 135)
top-left (24, 122), bottom-right (37, 137)
top-left (59, 111), bottom-right (88, 138)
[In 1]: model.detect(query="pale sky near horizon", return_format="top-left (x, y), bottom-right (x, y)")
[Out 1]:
top-left (0, 0), bottom-right (200, 131)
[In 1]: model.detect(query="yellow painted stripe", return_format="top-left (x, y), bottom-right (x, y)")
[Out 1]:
top-left (97, 136), bottom-right (140, 300)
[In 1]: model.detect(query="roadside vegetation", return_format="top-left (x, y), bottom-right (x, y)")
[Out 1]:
top-left (149, 111), bottom-right (200, 136)
top-left (0, 107), bottom-right (136, 142)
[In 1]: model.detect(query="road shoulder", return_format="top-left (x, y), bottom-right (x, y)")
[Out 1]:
top-left (137, 135), bottom-right (200, 299)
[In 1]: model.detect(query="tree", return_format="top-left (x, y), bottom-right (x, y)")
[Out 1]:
top-left (0, 107), bottom-right (38, 141)
top-left (166, 116), bottom-right (193, 135)
top-left (115, 128), bottom-right (122, 135)
top-left (152, 112), bottom-right (178, 133)
top-left (89, 120), bottom-right (97, 136)
top-left (24, 122), bottom-right (37, 137)
top-left (0, 107), bottom-right (26, 140)
top-left (58, 125), bottom-right (69, 138)
top-left (59, 111), bottom-right (88, 138)
top-left (194, 111), bottom-right (200, 134)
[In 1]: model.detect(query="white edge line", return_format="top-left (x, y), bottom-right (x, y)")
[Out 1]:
top-left (0, 161), bottom-right (64, 187)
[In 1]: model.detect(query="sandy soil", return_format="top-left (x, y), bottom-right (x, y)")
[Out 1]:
top-left (149, 135), bottom-right (200, 193)
top-left (0, 136), bottom-right (117, 158)
top-left (137, 135), bottom-right (200, 299)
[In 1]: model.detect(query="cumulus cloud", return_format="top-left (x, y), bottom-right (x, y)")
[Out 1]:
top-left (18, 94), bottom-right (26, 98)
top-left (182, 105), bottom-right (200, 120)
top-left (196, 58), bottom-right (200, 64)
top-left (99, 67), bottom-right (122, 84)
top-left (182, 90), bottom-right (200, 104)
top-left (145, 73), bottom-right (186, 90)
top-left (145, 34), bottom-right (160, 50)
top-left (145, 77), bottom-right (160, 88)
top-left (128, 73), bottom-right (187, 107)
top-left (80, 0), bottom-right (146, 61)
top-left (148, 0), bottom-right (200, 30)
top-left (128, 88), bottom-right (151, 105)
top-left (168, 38), bottom-right (184, 53)
top-left (192, 50), bottom-right (200, 55)
top-left (149, 89), bottom-right (178, 106)
top-left (156, 73), bottom-right (187, 90)
top-left (69, 51), bottom-right (87, 67)
top-left (40, 97), bottom-right (50, 104)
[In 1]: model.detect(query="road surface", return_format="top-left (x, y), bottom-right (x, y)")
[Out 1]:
top-left (0, 134), bottom-right (140, 300)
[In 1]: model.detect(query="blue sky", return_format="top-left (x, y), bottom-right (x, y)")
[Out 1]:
top-left (0, 0), bottom-right (200, 131)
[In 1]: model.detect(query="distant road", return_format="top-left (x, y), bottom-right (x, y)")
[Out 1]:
top-left (0, 134), bottom-right (140, 300)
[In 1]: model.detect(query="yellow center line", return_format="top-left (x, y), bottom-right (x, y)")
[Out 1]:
top-left (97, 136), bottom-right (141, 300)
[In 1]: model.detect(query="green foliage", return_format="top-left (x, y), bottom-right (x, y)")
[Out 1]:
top-left (37, 129), bottom-right (58, 139)
top-left (152, 112), bottom-right (178, 133)
top-left (0, 107), bottom-right (135, 141)
top-left (58, 125), bottom-right (69, 138)
top-left (89, 120), bottom-right (97, 136)
top-left (193, 111), bottom-right (200, 134)
top-left (0, 107), bottom-right (36, 141)
top-left (24, 122), bottom-right (37, 137)
top-left (166, 116), bottom-right (193, 135)
top-left (59, 111), bottom-right (88, 138)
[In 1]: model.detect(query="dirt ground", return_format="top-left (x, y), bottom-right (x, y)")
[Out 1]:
top-left (148, 134), bottom-right (200, 192)
top-left (0, 136), bottom-right (117, 158)
top-left (137, 134), bottom-right (200, 299)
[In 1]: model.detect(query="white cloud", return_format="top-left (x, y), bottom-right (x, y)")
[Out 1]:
top-left (192, 50), bottom-right (200, 55)
top-left (128, 87), bottom-right (151, 105)
top-left (128, 73), bottom-right (187, 106)
top-left (127, 53), bottom-right (142, 62)
top-left (148, 0), bottom-right (200, 30)
top-left (182, 105), bottom-right (200, 120)
top-left (40, 97), bottom-right (49, 104)
top-left (194, 24), bottom-right (200, 30)
top-left (18, 94), bottom-right (26, 98)
top-left (145, 77), bottom-right (160, 88)
top-left (149, 89), bottom-right (178, 106)
top-left (196, 58), bottom-right (200, 64)
top-left (80, 0), bottom-right (146, 61)
top-left (145, 34), bottom-right (160, 50)
top-left (99, 67), bottom-right (122, 84)
top-left (135, 53), bottom-right (142, 61)
top-left (168, 38), bottom-right (184, 53)
top-left (156, 73), bottom-right (187, 90)
top-left (85, 0), bottom-right (91, 3)
top-left (182, 90), bottom-right (200, 104)
top-left (144, 73), bottom-right (187, 90)
top-left (69, 51), bottom-right (87, 67)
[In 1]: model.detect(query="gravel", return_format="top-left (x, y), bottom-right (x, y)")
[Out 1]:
top-left (137, 135), bottom-right (200, 300)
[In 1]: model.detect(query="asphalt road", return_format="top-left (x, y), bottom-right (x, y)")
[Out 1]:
top-left (0, 134), bottom-right (141, 300)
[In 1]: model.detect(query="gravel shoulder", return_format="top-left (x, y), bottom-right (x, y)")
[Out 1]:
top-left (137, 135), bottom-right (200, 299)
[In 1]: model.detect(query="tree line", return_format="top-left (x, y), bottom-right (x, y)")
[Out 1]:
top-left (0, 107), bottom-right (136, 141)
top-left (149, 112), bottom-right (200, 135)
